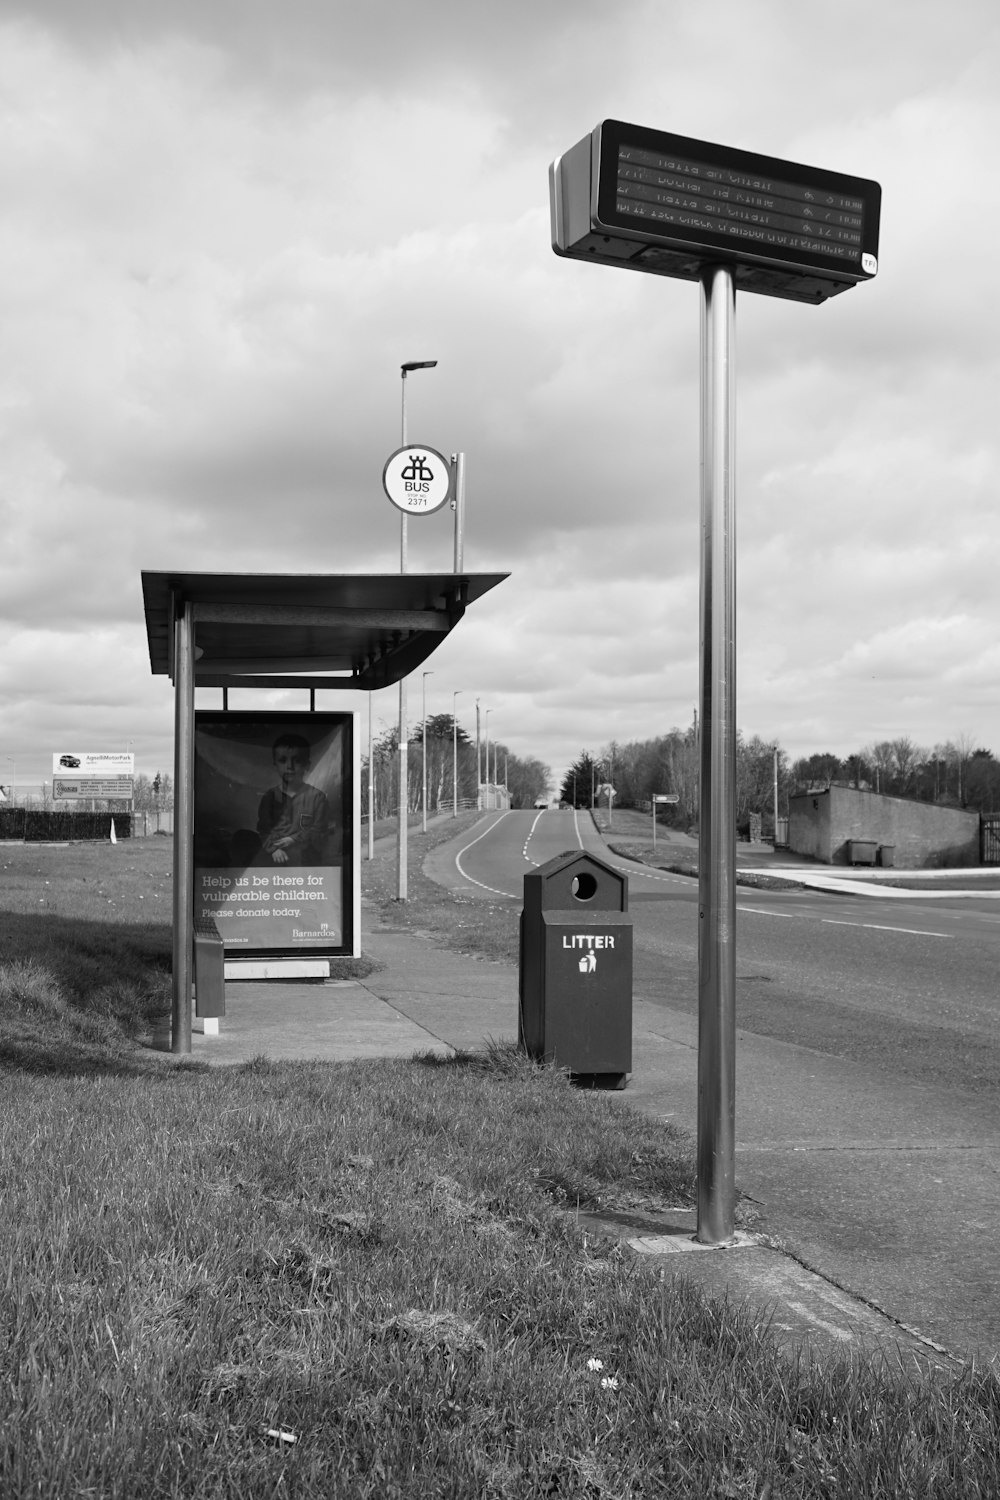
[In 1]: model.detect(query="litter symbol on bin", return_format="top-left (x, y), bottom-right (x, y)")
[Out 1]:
top-left (579, 952), bottom-right (597, 973)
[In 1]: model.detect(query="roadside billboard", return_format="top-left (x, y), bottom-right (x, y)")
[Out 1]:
top-left (193, 712), bottom-right (358, 957)
top-left (53, 778), bottom-right (134, 800)
top-left (52, 752), bottom-right (135, 776)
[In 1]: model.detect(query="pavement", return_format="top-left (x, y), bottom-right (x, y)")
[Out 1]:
top-left (177, 819), bottom-right (999, 1375)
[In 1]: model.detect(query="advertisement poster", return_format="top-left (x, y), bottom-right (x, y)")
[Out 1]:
top-left (194, 712), bottom-right (355, 956)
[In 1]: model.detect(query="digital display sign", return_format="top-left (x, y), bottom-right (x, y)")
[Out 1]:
top-left (551, 120), bottom-right (881, 304)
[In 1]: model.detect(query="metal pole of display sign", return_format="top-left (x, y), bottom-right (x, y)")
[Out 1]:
top-left (452, 690), bottom-right (462, 816)
top-left (697, 265), bottom-right (738, 1245)
top-left (396, 359), bottom-right (437, 901)
top-left (451, 451), bottom-right (466, 570)
top-left (171, 600), bottom-right (196, 1054)
top-left (367, 694), bottom-right (375, 861)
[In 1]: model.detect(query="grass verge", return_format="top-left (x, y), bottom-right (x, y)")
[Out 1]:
top-left (3, 1047), bottom-right (999, 1498)
top-left (3, 829), bottom-right (1000, 1495)
top-left (364, 810), bottom-right (522, 964)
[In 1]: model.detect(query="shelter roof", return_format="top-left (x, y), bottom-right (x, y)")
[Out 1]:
top-left (141, 570), bottom-right (508, 691)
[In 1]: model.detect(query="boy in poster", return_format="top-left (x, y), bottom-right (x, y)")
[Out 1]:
top-left (255, 732), bottom-right (330, 866)
top-left (194, 712), bottom-right (352, 954)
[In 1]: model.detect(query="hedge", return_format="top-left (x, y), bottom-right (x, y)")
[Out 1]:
top-left (0, 810), bottom-right (131, 842)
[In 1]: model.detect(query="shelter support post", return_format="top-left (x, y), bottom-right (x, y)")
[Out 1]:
top-left (696, 265), bottom-right (737, 1244)
top-left (171, 600), bottom-right (196, 1054)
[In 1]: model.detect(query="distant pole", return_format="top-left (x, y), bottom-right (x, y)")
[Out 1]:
top-left (609, 744), bottom-right (614, 830)
top-left (485, 710), bottom-right (492, 811)
top-left (475, 698), bottom-right (482, 810)
top-left (452, 690), bottom-right (462, 817)
top-left (773, 745), bottom-right (779, 847)
top-left (696, 264), bottom-right (737, 1246)
top-left (397, 359), bottom-right (437, 900)
top-left (422, 671), bottom-right (433, 833)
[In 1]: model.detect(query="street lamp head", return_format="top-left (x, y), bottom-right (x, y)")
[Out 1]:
top-left (401, 360), bottom-right (438, 373)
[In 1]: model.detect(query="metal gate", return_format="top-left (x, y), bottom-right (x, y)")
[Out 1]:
top-left (982, 815), bottom-right (1000, 865)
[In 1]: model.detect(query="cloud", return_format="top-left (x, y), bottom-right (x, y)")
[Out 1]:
top-left (2, 0), bottom-right (1000, 792)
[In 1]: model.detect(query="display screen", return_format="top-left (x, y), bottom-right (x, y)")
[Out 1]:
top-left (596, 121), bottom-right (879, 281)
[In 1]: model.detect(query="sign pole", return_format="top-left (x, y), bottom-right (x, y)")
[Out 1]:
top-left (696, 264), bottom-right (737, 1245)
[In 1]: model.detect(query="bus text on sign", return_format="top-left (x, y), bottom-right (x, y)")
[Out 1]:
top-left (550, 120), bottom-right (881, 305)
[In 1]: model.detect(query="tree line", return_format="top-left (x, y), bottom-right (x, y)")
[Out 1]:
top-left (559, 726), bottom-right (1000, 832)
top-left (364, 714), bottom-right (550, 819)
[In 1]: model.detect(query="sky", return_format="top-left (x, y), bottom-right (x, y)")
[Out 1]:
top-left (2, 0), bottom-right (999, 798)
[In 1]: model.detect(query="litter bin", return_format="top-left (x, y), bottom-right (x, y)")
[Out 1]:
top-left (519, 850), bottom-right (632, 1087)
top-left (878, 844), bottom-right (896, 868)
top-left (848, 839), bottom-right (878, 866)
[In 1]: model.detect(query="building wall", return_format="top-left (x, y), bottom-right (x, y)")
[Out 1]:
top-left (788, 790), bottom-right (832, 861)
top-left (789, 786), bottom-right (980, 868)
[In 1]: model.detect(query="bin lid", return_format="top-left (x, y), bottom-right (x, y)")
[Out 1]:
top-left (523, 849), bottom-right (628, 912)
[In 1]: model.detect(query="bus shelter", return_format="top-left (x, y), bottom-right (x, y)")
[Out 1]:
top-left (141, 569), bottom-right (508, 1052)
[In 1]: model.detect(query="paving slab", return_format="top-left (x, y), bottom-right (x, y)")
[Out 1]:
top-left (181, 978), bottom-right (453, 1066)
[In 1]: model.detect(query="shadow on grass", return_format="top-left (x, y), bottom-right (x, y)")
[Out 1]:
top-left (1, 910), bottom-right (176, 1078)
top-left (0, 910), bottom-right (172, 994)
top-left (0, 1034), bottom-right (203, 1079)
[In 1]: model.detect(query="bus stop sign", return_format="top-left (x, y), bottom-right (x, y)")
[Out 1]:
top-left (550, 119), bottom-right (881, 305)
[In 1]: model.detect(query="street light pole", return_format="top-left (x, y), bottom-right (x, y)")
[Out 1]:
top-left (452, 690), bottom-right (462, 817)
top-left (397, 359), bottom-right (437, 901)
top-left (422, 671), bottom-right (433, 834)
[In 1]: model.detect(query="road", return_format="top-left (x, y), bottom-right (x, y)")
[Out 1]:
top-left (437, 807), bottom-right (1000, 1096)
top-left (425, 808), bottom-right (1000, 1358)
